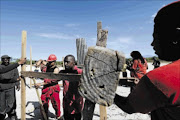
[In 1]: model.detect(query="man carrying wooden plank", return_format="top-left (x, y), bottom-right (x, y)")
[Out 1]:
top-left (35, 54), bottom-right (61, 120)
top-left (59, 55), bottom-right (84, 120)
top-left (0, 55), bottom-right (25, 120)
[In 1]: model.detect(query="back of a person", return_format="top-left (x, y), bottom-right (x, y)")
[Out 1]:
top-left (147, 60), bottom-right (180, 120)
top-left (132, 59), bottom-right (147, 79)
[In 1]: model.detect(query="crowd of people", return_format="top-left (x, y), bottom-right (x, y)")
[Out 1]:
top-left (0, 1), bottom-right (179, 120)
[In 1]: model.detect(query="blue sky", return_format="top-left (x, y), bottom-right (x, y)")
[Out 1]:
top-left (0, 0), bottom-right (175, 61)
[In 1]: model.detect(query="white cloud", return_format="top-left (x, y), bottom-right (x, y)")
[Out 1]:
top-left (65, 23), bottom-right (79, 27)
top-left (151, 13), bottom-right (157, 19)
top-left (104, 26), bottom-right (110, 30)
top-left (116, 37), bottom-right (133, 44)
top-left (37, 33), bottom-right (77, 40)
top-left (108, 37), bottom-right (133, 50)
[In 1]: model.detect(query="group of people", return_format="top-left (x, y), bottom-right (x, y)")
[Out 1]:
top-left (0, 1), bottom-right (180, 120)
top-left (34, 54), bottom-right (84, 120)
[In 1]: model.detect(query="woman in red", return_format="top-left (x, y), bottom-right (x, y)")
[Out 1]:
top-left (129, 51), bottom-right (148, 80)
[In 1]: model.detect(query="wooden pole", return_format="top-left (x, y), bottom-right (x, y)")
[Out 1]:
top-left (32, 78), bottom-right (47, 120)
top-left (29, 46), bottom-right (47, 120)
top-left (21, 30), bottom-right (27, 120)
top-left (76, 38), bottom-right (87, 65)
top-left (30, 46), bottom-right (32, 88)
top-left (96, 22), bottom-right (108, 120)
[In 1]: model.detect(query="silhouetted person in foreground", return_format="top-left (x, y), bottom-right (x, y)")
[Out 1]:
top-left (114, 1), bottom-right (180, 120)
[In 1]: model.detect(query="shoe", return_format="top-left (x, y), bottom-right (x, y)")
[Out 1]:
top-left (57, 115), bottom-right (64, 120)
top-left (9, 115), bottom-right (18, 120)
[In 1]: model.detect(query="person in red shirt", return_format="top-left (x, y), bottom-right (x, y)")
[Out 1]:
top-left (35, 54), bottom-right (61, 120)
top-left (114, 1), bottom-right (180, 120)
top-left (59, 55), bottom-right (84, 120)
top-left (129, 51), bottom-right (148, 80)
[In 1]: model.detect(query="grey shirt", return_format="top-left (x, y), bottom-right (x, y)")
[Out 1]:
top-left (0, 64), bottom-right (20, 90)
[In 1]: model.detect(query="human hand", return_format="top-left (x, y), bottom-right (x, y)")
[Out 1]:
top-left (18, 58), bottom-right (26, 65)
top-left (34, 83), bottom-right (42, 89)
top-left (16, 84), bottom-right (20, 91)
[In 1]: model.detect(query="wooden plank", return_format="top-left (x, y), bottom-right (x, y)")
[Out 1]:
top-left (32, 78), bottom-right (47, 120)
top-left (96, 21), bottom-right (108, 47)
top-left (76, 38), bottom-right (87, 65)
top-left (97, 22), bottom-right (107, 120)
top-left (21, 30), bottom-right (26, 120)
top-left (100, 105), bottom-right (107, 120)
top-left (21, 71), bottom-right (81, 82)
top-left (30, 46), bottom-right (32, 88)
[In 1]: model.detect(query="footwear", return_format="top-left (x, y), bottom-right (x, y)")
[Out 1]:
top-left (9, 115), bottom-right (18, 120)
top-left (57, 115), bottom-right (64, 120)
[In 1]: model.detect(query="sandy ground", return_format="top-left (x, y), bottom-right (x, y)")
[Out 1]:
top-left (4, 62), bottom-right (168, 120)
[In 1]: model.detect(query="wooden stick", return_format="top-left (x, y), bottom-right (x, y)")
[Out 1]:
top-left (21, 71), bottom-right (81, 82)
top-left (21, 30), bottom-right (27, 120)
top-left (32, 78), bottom-right (47, 120)
top-left (96, 22), bottom-right (108, 120)
top-left (30, 46), bottom-right (32, 88)
top-left (76, 38), bottom-right (87, 65)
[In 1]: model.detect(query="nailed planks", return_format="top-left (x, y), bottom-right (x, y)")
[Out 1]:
top-left (79, 46), bottom-right (125, 106)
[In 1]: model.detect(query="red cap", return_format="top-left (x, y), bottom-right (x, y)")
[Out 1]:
top-left (47, 54), bottom-right (57, 61)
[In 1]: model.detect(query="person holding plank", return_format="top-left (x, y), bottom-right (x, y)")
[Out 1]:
top-left (0, 55), bottom-right (25, 120)
top-left (35, 54), bottom-right (61, 120)
top-left (59, 55), bottom-right (84, 120)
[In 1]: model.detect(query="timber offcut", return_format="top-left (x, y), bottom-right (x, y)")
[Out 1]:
top-left (21, 71), bottom-right (81, 82)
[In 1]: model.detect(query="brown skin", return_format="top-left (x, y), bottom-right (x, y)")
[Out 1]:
top-left (64, 56), bottom-right (75, 71)
top-left (18, 58), bottom-right (26, 65)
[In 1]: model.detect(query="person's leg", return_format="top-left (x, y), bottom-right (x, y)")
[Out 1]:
top-left (7, 88), bottom-right (18, 120)
top-left (41, 89), bottom-right (50, 120)
top-left (74, 113), bottom-right (81, 120)
top-left (50, 85), bottom-right (61, 118)
top-left (0, 90), bottom-right (6, 120)
top-left (82, 99), bottom-right (96, 120)
top-left (0, 114), bottom-right (6, 120)
top-left (64, 111), bottom-right (74, 120)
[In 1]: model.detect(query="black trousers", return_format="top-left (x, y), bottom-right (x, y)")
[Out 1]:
top-left (82, 99), bottom-right (96, 120)
top-left (64, 111), bottom-right (81, 120)
top-left (0, 87), bottom-right (17, 119)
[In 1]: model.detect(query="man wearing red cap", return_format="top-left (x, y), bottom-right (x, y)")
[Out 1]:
top-left (35, 54), bottom-right (61, 120)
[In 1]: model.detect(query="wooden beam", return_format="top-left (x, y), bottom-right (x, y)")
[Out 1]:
top-left (21, 30), bottom-right (27, 120)
top-left (32, 78), bottom-right (47, 120)
top-left (96, 21), bottom-right (108, 47)
top-left (30, 46), bottom-right (32, 88)
top-left (76, 38), bottom-right (87, 65)
top-left (96, 22), bottom-right (108, 120)
top-left (21, 71), bottom-right (81, 82)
